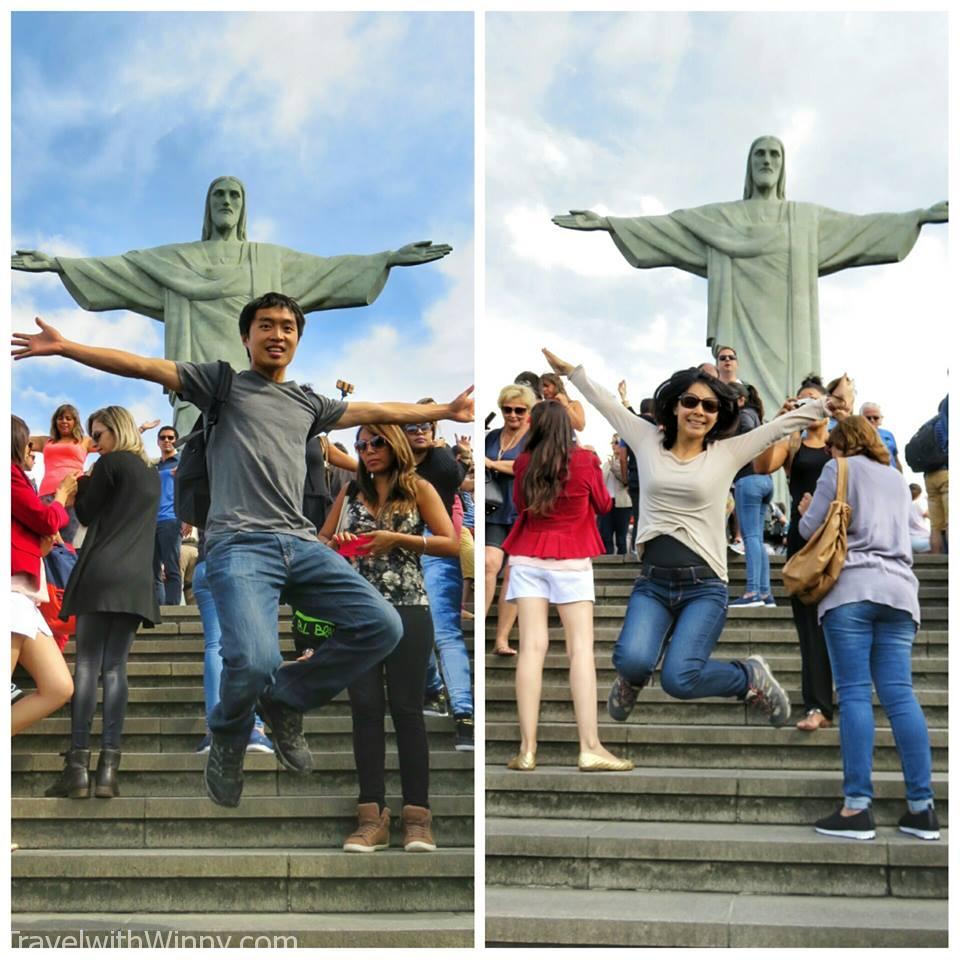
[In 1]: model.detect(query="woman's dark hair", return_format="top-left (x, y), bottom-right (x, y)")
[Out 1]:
top-left (653, 368), bottom-right (739, 450)
top-left (50, 403), bottom-right (84, 442)
top-left (539, 372), bottom-right (568, 399)
top-left (798, 373), bottom-right (826, 395)
top-left (745, 384), bottom-right (764, 421)
top-left (238, 292), bottom-right (306, 341)
top-left (521, 400), bottom-right (572, 517)
top-left (12, 415), bottom-right (30, 466)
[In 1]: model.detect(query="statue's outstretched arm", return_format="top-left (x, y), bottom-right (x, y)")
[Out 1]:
top-left (919, 201), bottom-right (948, 225)
top-left (388, 240), bottom-right (453, 267)
top-left (11, 249), bottom-right (61, 273)
top-left (551, 210), bottom-right (611, 231)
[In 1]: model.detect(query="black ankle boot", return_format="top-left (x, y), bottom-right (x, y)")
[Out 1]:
top-left (94, 749), bottom-right (121, 799)
top-left (44, 749), bottom-right (91, 799)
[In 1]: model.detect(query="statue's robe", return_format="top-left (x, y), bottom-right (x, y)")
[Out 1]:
top-left (56, 240), bottom-right (391, 434)
top-left (606, 200), bottom-right (924, 416)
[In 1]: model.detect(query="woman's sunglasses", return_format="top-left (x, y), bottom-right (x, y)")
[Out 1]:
top-left (678, 394), bottom-right (720, 414)
top-left (355, 436), bottom-right (389, 454)
top-left (501, 405), bottom-right (528, 416)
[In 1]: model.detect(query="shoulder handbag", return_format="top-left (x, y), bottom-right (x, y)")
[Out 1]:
top-left (782, 456), bottom-right (851, 605)
top-left (485, 468), bottom-right (504, 514)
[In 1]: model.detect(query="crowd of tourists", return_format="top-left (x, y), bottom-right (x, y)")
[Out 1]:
top-left (486, 346), bottom-right (945, 842)
top-left (11, 291), bottom-right (475, 855)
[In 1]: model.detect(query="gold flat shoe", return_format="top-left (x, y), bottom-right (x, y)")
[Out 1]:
top-left (507, 751), bottom-right (536, 771)
top-left (578, 751), bottom-right (633, 772)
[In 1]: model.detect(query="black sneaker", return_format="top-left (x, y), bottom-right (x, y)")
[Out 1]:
top-left (743, 655), bottom-right (791, 727)
top-left (454, 715), bottom-right (474, 752)
top-left (608, 674), bottom-right (643, 721)
top-left (423, 690), bottom-right (449, 718)
top-left (256, 696), bottom-right (314, 774)
top-left (898, 806), bottom-right (940, 840)
top-left (814, 806), bottom-right (876, 840)
top-left (204, 735), bottom-right (246, 808)
top-left (11, 682), bottom-right (24, 703)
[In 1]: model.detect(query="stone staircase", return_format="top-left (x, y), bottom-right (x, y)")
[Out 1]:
top-left (485, 554), bottom-right (948, 947)
top-left (12, 607), bottom-right (474, 948)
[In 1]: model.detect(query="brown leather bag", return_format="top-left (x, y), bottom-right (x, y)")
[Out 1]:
top-left (782, 456), bottom-right (851, 605)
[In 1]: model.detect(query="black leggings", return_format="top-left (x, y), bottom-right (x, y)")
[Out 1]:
top-left (71, 612), bottom-right (140, 750)
top-left (348, 605), bottom-right (433, 809)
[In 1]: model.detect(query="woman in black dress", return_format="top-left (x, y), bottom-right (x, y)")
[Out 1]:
top-left (753, 375), bottom-right (834, 730)
top-left (45, 406), bottom-right (160, 799)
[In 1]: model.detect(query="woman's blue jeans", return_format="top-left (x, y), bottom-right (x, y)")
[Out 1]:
top-left (734, 474), bottom-right (773, 596)
top-left (822, 601), bottom-right (934, 812)
top-left (613, 573), bottom-right (748, 699)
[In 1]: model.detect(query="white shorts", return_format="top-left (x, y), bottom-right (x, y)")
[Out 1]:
top-left (506, 561), bottom-right (595, 605)
top-left (10, 591), bottom-right (52, 640)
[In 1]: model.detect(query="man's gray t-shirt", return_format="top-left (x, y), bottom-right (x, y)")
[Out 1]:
top-left (176, 362), bottom-right (347, 543)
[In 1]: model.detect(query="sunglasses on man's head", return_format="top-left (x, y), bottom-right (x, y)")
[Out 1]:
top-left (403, 423), bottom-right (432, 435)
top-left (678, 394), bottom-right (720, 414)
top-left (355, 436), bottom-right (389, 454)
top-left (501, 405), bottom-right (528, 416)
top-left (717, 354), bottom-right (737, 362)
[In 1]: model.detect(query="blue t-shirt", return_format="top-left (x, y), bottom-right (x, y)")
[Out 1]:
top-left (877, 428), bottom-right (898, 468)
top-left (156, 455), bottom-right (179, 522)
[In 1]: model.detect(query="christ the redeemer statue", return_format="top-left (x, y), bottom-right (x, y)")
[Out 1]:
top-left (12, 176), bottom-right (452, 435)
top-left (553, 136), bottom-right (947, 418)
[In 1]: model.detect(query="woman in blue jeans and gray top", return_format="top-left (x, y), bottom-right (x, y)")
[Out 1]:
top-left (543, 348), bottom-right (839, 727)
top-left (800, 416), bottom-right (938, 841)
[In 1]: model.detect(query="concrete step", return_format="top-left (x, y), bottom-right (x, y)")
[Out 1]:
top-left (483, 683), bottom-right (948, 726)
top-left (12, 750), bottom-right (474, 798)
top-left (484, 722), bottom-right (949, 771)
top-left (11, 795), bottom-right (473, 850)
top-left (486, 819), bottom-right (946, 898)
top-left (13, 714), bottom-right (470, 754)
top-left (587, 564), bottom-right (948, 584)
top-left (12, 847), bottom-right (474, 914)
top-left (485, 653), bottom-right (949, 689)
top-left (484, 887), bottom-right (947, 947)
top-left (590, 582), bottom-right (948, 600)
top-left (10, 912), bottom-right (473, 948)
top-left (484, 766), bottom-right (949, 827)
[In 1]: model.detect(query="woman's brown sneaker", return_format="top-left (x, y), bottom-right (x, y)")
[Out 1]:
top-left (343, 803), bottom-right (390, 853)
top-left (401, 804), bottom-right (437, 852)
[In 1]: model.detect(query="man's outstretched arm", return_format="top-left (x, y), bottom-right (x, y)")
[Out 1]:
top-left (333, 386), bottom-right (474, 429)
top-left (12, 317), bottom-right (182, 392)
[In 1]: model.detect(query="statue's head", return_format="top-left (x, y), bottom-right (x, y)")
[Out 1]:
top-left (743, 136), bottom-right (786, 200)
top-left (202, 176), bottom-right (247, 241)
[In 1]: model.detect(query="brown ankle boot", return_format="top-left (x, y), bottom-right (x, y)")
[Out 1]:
top-left (401, 804), bottom-right (436, 852)
top-left (342, 802), bottom-right (390, 853)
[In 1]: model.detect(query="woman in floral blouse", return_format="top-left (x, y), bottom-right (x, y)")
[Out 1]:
top-left (319, 424), bottom-right (458, 855)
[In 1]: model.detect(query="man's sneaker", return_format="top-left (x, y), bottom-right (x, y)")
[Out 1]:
top-left (246, 726), bottom-right (274, 754)
top-left (454, 715), bottom-right (474, 752)
top-left (343, 802), bottom-right (391, 853)
top-left (814, 806), bottom-right (876, 840)
top-left (730, 594), bottom-right (765, 608)
top-left (423, 690), bottom-right (449, 718)
top-left (204, 735), bottom-right (245, 808)
top-left (195, 732), bottom-right (212, 754)
top-left (401, 804), bottom-right (437, 852)
top-left (608, 674), bottom-right (641, 722)
top-left (743, 655), bottom-right (791, 726)
top-left (898, 806), bottom-right (940, 840)
top-left (256, 696), bottom-right (313, 774)
top-left (761, 594), bottom-right (777, 608)
top-left (729, 541), bottom-right (745, 555)
top-left (11, 682), bottom-right (24, 703)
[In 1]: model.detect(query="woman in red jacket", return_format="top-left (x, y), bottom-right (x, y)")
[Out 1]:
top-left (503, 400), bottom-right (633, 772)
top-left (11, 415), bottom-right (77, 735)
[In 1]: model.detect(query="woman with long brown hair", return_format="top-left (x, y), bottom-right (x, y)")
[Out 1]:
top-left (319, 423), bottom-right (458, 853)
top-left (502, 400), bottom-right (631, 772)
top-left (540, 372), bottom-right (586, 432)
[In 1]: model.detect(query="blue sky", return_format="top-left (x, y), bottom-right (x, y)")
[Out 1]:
top-left (11, 11), bottom-right (474, 460)
top-left (482, 11), bottom-right (948, 488)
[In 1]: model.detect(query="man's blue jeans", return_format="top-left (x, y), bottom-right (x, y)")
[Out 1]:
top-left (613, 573), bottom-right (748, 699)
top-left (822, 601), bottom-right (934, 812)
top-left (204, 533), bottom-right (402, 744)
top-left (421, 552), bottom-right (473, 717)
top-left (734, 473), bottom-right (773, 597)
